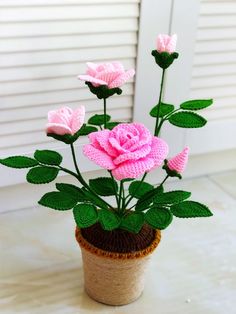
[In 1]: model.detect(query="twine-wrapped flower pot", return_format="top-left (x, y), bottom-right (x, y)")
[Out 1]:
top-left (75, 224), bottom-right (161, 306)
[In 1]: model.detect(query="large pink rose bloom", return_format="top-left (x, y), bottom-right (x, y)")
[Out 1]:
top-left (83, 123), bottom-right (168, 180)
top-left (78, 61), bottom-right (135, 88)
top-left (46, 106), bottom-right (85, 136)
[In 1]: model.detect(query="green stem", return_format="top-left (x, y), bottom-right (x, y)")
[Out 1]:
top-left (160, 174), bottom-right (169, 186)
top-left (103, 98), bottom-right (107, 128)
top-left (118, 180), bottom-right (124, 212)
top-left (69, 143), bottom-right (112, 209)
top-left (156, 108), bottom-right (182, 136)
top-left (128, 175), bottom-right (170, 210)
top-left (108, 170), bottom-right (119, 207)
top-left (125, 173), bottom-right (147, 208)
top-left (154, 69), bottom-right (166, 136)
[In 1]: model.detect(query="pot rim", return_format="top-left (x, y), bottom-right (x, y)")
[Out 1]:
top-left (75, 227), bottom-right (161, 260)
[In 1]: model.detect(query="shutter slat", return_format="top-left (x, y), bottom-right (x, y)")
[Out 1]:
top-left (0, 32), bottom-right (137, 53)
top-left (197, 27), bottom-right (235, 40)
top-left (199, 15), bottom-right (236, 28)
top-left (1, 83), bottom-right (134, 109)
top-left (0, 0), bottom-right (140, 6)
top-left (194, 51), bottom-right (236, 65)
top-left (191, 74), bottom-right (236, 89)
top-left (0, 18), bottom-right (138, 38)
top-left (192, 63), bottom-right (236, 77)
top-left (201, 2), bottom-right (236, 14)
top-left (0, 95), bottom-right (133, 123)
top-left (0, 4), bottom-right (139, 22)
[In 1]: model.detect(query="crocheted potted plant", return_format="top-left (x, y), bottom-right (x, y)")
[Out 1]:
top-left (0, 34), bottom-right (213, 306)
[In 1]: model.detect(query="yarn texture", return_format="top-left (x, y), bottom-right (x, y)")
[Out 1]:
top-left (83, 123), bottom-right (168, 180)
top-left (78, 61), bottom-right (135, 88)
top-left (168, 147), bottom-right (189, 173)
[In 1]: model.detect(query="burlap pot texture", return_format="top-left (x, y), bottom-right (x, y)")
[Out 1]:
top-left (75, 227), bottom-right (161, 306)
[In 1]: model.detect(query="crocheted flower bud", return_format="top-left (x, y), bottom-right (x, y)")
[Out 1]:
top-left (156, 34), bottom-right (177, 53)
top-left (152, 34), bottom-right (179, 69)
top-left (46, 106), bottom-right (85, 136)
top-left (167, 147), bottom-right (189, 173)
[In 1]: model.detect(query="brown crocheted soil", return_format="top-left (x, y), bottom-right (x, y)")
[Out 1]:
top-left (81, 222), bottom-right (156, 253)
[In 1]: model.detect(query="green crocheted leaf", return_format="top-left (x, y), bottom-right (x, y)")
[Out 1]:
top-left (154, 190), bottom-right (191, 205)
top-left (106, 122), bottom-right (120, 130)
top-left (27, 166), bottom-right (59, 184)
top-left (135, 185), bottom-right (164, 211)
top-left (56, 183), bottom-right (85, 201)
top-left (38, 191), bottom-right (78, 210)
top-left (88, 114), bottom-right (111, 126)
top-left (81, 188), bottom-right (108, 209)
top-left (98, 209), bottom-right (120, 231)
top-left (180, 99), bottom-right (213, 111)
top-left (34, 150), bottom-right (62, 166)
top-left (77, 124), bottom-right (98, 136)
top-left (129, 181), bottom-right (154, 199)
top-left (150, 103), bottom-right (175, 118)
top-left (73, 204), bottom-right (98, 228)
top-left (0, 156), bottom-right (38, 168)
top-left (89, 177), bottom-right (118, 196)
top-left (145, 207), bottom-right (173, 230)
top-left (169, 111), bottom-right (207, 128)
top-left (85, 82), bottom-right (122, 99)
top-left (120, 212), bottom-right (144, 234)
top-left (170, 201), bottom-right (213, 218)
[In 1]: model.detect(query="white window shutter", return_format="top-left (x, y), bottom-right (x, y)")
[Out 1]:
top-left (0, 0), bottom-right (140, 186)
top-left (187, 0), bottom-right (236, 155)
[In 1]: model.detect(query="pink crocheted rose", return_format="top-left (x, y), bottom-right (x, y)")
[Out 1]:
top-left (83, 123), bottom-right (168, 180)
top-left (167, 147), bottom-right (189, 173)
top-left (156, 34), bottom-right (177, 53)
top-left (46, 106), bottom-right (85, 136)
top-left (78, 61), bottom-right (135, 88)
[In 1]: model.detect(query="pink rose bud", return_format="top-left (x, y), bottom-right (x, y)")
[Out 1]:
top-left (167, 147), bottom-right (189, 173)
top-left (46, 106), bottom-right (85, 136)
top-left (83, 123), bottom-right (168, 181)
top-left (78, 61), bottom-right (135, 88)
top-left (156, 34), bottom-right (177, 54)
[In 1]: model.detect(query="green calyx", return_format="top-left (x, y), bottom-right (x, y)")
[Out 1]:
top-left (47, 124), bottom-right (97, 144)
top-left (85, 82), bottom-right (122, 99)
top-left (151, 50), bottom-right (179, 69)
top-left (162, 159), bottom-right (182, 179)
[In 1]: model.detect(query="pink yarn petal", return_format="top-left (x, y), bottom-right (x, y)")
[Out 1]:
top-left (167, 146), bottom-right (189, 173)
top-left (112, 158), bottom-right (154, 181)
top-left (148, 137), bottom-right (169, 169)
top-left (157, 34), bottom-right (177, 53)
top-left (113, 144), bottom-right (151, 165)
top-left (111, 61), bottom-right (125, 71)
top-left (71, 106), bottom-right (85, 134)
top-left (96, 70), bottom-right (121, 86)
top-left (86, 62), bottom-right (98, 76)
top-left (48, 107), bottom-right (72, 125)
top-left (46, 123), bottom-right (73, 135)
top-left (83, 144), bottom-right (115, 170)
top-left (77, 74), bottom-right (108, 86)
top-left (109, 69), bottom-right (135, 88)
top-left (94, 130), bottom-right (118, 157)
top-left (166, 34), bottom-right (177, 53)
